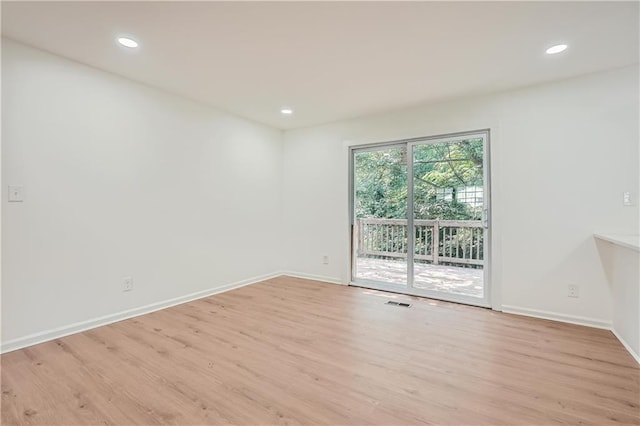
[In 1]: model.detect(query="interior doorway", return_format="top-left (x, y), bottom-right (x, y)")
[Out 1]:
top-left (350, 130), bottom-right (490, 307)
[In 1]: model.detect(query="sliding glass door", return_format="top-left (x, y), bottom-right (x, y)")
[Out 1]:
top-left (350, 131), bottom-right (490, 307)
top-left (352, 144), bottom-right (409, 287)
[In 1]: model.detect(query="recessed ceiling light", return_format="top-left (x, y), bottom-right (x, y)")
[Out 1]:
top-left (117, 37), bottom-right (139, 48)
top-left (546, 44), bottom-right (568, 55)
top-left (281, 108), bottom-right (293, 115)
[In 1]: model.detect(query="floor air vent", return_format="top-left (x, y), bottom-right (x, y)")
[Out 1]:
top-left (386, 301), bottom-right (412, 308)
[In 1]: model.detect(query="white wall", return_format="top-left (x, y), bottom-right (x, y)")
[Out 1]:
top-left (2, 38), bottom-right (638, 353)
top-left (597, 240), bottom-right (640, 361)
top-left (2, 40), bottom-right (283, 348)
top-left (282, 65), bottom-right (639, 326)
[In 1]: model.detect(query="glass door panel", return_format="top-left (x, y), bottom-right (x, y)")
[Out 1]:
top-left (352, 146), bottom-right (408, 287)
top-left (411, 136), bottom-right (487, 301)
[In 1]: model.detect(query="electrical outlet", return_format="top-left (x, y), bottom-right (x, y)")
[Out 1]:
top-left (623, 191), bottom-right (634, 206)
top-left (123, 276), bottom-right (133, 292)
top-left (8, 185), bottom-right (24, 202)
top-left (322, 255), bottom-right (329, 265)
top-left (568, 284), bottom-right (579, 298)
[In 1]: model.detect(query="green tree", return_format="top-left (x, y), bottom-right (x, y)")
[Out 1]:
top-left (355, 139), bottom-right (483, 220)
top-left (413, 139), bottom-right (483, 220)
top-left (354, 148), bottom-right (407, 219)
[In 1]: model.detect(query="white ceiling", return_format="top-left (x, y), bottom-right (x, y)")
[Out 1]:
top-left (2, 1), bottom-right (638, 130)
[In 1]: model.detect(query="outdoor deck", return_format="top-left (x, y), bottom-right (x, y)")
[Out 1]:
top-left (353, 217), bottom-right (485, 298)
top-left (355, 257), bottom-right (483, 298)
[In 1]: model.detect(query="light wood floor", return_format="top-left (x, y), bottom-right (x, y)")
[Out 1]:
top-left (2, 276), bottom-right (639, 425)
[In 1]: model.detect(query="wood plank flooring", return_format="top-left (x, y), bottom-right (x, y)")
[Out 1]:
top-left (2, 276), bottom-right (639, 425)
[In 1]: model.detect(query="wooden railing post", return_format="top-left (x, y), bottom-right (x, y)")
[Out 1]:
top-left (432, 221), bottom-right (440, 264)
top-left (353, 219), bottom-right (360, 256)
top-left (356, 218), bottom-right (481, 266)
top-left (358, 219), bottom-right (364, 255)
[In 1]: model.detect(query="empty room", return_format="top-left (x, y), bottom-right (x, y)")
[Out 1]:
top-left (1, 1), bottom-right (639, 425)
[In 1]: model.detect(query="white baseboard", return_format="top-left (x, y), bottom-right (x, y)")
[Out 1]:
top-left (498, 306), bottom-right (640, 364)
top-left (5, 275), bottom-right (638, 367)
top-left (611, 328), bottom-right (640, 365)
top-left (281, 271), bottom-right (345, 286)
top-left (1, 272), bottom-right (280, 354)
top-left (501, 305), bottom-right (612, 330)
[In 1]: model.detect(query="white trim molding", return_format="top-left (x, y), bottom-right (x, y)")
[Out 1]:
top-left (611, 328), bottom-right (640, 365)
top-left (501, 305), bottom-right (612, 330)
top-left (1, 272), bottom-right (281, 354)
top-left (502, 304), bottom-right (639, 365)
top-left (281, 271), bottom-right (345, 286)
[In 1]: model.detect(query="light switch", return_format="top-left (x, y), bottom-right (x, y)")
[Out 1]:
top-left (8, 186), bottom-right (24, 202)
top-left (623, 191), bottom-right (634, 206)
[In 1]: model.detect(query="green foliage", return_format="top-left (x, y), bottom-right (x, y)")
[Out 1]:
top-left (414, 139), bottom-right (484, 220)
top-left (354, 139), bottom-right (484, 220)
top-left (354, 148), bottom-right (408, 219)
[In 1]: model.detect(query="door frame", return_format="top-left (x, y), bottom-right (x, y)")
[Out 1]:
top-left (348, 129), bottom-right (492, 308)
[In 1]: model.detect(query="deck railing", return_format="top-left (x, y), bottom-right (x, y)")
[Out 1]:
top-left (355, 218), bottom-right (484, 266)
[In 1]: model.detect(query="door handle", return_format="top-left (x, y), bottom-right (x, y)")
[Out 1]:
top-left (482, 209), bottom-right (489, 229)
